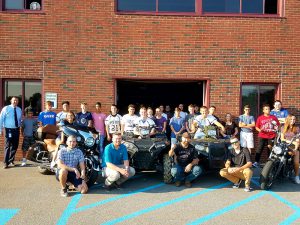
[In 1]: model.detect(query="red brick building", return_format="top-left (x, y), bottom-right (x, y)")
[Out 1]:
top-left (0, 0), bottom-right (299, 159)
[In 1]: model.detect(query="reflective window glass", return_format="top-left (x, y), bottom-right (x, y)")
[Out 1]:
top-left (203, 0), bottom-right (240, 13)
top-left (158, 0), bottom-right (195, 12)
top-left (242, 0), bottom-right (263, 13)
top-left (117, 0), bottom-right (156, 11)
top-left (5, 0), bottom-right (24, 10)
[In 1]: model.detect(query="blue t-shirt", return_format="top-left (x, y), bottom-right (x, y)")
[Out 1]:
top-left (169, 116), bottom-right (185, 138)
top-left (102, 143), bottom-right (128, 167)
top-left (38, 111), bottom-right (56, 126)
top-left (270, 109), bottom-right (289, 120)
top-left (238, 114), bottom-right (255, 133)
top-left (75, 112), bottom-right (93, 127)
top-left (22, 118), bottom-right (38, 137)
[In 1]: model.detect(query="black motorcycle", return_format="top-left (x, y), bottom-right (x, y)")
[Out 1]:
top-left (28, 124), bottom-right (100, 187)
top-left (260, 132), bottom-right (299, 190)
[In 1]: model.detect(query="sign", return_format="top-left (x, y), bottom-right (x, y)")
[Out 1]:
top-left (45, 92), bottom-right (58, 109)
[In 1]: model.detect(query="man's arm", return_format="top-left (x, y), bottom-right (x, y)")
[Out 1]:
top-left (169, 145), bottom-right (176, 157)
top-left (214, 120), bottom-right (225, 132)
top-left (79, 161), bottom-right (86, 179)
top-left (0, 107), bottom-right (6, 135)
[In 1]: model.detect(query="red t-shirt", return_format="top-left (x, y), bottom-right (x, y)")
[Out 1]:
top-left (256, 115), bottom-right (280, 139)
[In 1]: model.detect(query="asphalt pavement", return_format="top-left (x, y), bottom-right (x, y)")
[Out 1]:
top-left (0, 162), bottom-right (300, 225)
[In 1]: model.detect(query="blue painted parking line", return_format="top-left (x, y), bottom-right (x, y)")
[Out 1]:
top-left (186, 191), bottom-right (267, 225)
top-left (0, 209), bottom-right (19, 225)
top-left (279, 210), bottom-right (300, 225)
top-left (56, 182), bottom-right (165, 225)
top-left (101, 182), bottom-right (231, 225)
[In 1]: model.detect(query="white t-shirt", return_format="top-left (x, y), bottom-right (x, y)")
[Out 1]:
top-left (193, 115), bottom-right (217, 138)
top-left (121, 114), bottom-right (138, 132)
top-left (134, 117), bottom-right (155, 136)
top-left (105, 114), bottom-right (122, 134)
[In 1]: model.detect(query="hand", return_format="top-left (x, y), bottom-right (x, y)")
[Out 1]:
top-left (107, 135), bottom-right (111, 141)
top-left (74, 168), bottom-right (81, 179)
top-left (184, 164), bottom-right (193, 173)
top-left (120, 168), bottom-right (129, 177)
top-left (80, 170), bottom-right (86, 180)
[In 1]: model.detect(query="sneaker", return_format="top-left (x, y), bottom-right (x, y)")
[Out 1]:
top-left (21, 161), bottom-right (26, 167)
top-left (9, 162), bottom-right (15, 167)
top-left (60, 188), bottom-right (69, 197)
top-left (252, 162), bottom-right (260, 168)
top-left (175, 181), bottom-right (181, 187)
top-left (50, 161), bottom-right (56, 169)
top-left (185, 181), bottom-right (192, 188)
top-left (244, 187), bottom-right (253, 192)
top-left (294, 176), bottom-right (300, 184)
top-left (232, 179), bottom-right (242, 189)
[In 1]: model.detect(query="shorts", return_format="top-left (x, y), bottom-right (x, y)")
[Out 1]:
top-left (240, 131), bottom-right (254, 149)
top-left (56, 169), bottom-right (83, 188)
top-left (22, 136), bottom-right (36, 151)
top-left (171, 138), bottom-right (178, 146)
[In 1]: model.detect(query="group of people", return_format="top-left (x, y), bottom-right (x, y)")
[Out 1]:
top-left (1, 97), bottom-right (299, 197)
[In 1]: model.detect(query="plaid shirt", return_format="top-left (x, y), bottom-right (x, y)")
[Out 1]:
top-left (58, 147), bottom-right (84, 168)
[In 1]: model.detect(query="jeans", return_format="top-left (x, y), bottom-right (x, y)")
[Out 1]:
top-left (171, 164), bottom-right (202, 182)
top-left (98, 135), bottom-right (105, 157)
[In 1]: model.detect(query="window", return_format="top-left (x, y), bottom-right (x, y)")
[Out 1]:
top-left (203, 0), bottom-right (278, 14)
top-left (3, 80), bottom-right (42, 116)
top-left (3, 0), bottom-right (42, 11)
top-left (116, 0), bottom-right (279, 15)
top-left (241, 84), bottom-right (277, 119)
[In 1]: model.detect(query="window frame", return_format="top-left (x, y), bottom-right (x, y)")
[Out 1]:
top-left (115, 0), bottom-right (283, 17)
top-left (240, 82), bottom-right (280, 119)
top-left (1, 0), bottom-right (43, 13)
top-left (1, 79), bottom-right (42, 116)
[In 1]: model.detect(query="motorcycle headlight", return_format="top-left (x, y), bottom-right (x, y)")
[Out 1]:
top-left (76, 136), bottom-right (82, 142)
top-left (195, 144), bottom-right (205, 151)
top-left (85, 137), bottom-right (95, 147)
top-left (273, 146), bottom-right (283, 155)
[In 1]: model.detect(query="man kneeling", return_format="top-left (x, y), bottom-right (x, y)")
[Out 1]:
top-left (220, 137), bottom-right (253, 192)
top-left (169, 132), bottom-right (201, 188)
top-left (56, 135), bottom-right (88, 197)
top-left (102, 133), bottom-right (135, 190)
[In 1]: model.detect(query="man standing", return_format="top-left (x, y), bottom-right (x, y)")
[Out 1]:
top-left (253, 104), bottom-right (280, 167)
top-left (92, 102), bottom-right (107, 157)
top-left (134, 107), bottom-right (156, 138)
top-left (105, 104), bottom-right (122, 142)
top-left (169, 107), bottom-right (185, 146)
top-left (102, 133), bottom-right (135, 190)
top-left (38, 101), bottom-right (56, 126)
top-left (238, 105), bottom-right (255, 153)
top-left (185, 104), bottom-right (196, 134)
top-left (169, 132), bottom-right (201, 187)
top-left (56, 135), bottom-right (88, 197)
top-left (0, 96), bottom-right (22, 168)
top-left (121, 104), bottom-right (138, 135)
top-left (56, 101), bottom-right (70, 125)
top-left (75, 102), bottom-right (93, 128)
top-left (220, 138), bottom-right (253, 192)
top-left (270, 100), bottom-right (289, 125)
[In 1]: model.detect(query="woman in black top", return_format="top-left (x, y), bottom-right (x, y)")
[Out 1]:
top-left (220, 113), bottom-right (239, 139)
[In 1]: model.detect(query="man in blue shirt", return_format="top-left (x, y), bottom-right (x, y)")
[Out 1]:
top-left (0, 96), bottom-right (22, 168)
top-left (102, 133), bottom-right (135, 190)
top-left (75, 102), bottom-right (93, 128)
top-left (38, 101), bottom-right (56, 126)
top-left (270, 100), bottom-right (289, 125)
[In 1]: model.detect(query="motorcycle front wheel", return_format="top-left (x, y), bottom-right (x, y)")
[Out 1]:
top-left (260, 160), bottom-right (279, 190)
top-left (84, 156), bottom-right (99, 187)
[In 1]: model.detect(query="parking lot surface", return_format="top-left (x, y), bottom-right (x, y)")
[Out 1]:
top-left (1, 162), bottom-right (300, 225)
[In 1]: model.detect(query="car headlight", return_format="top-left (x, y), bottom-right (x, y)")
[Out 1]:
top-left (123, 141), bottom-right (138, 154)
top-left (195, 144), bottom-right (205, 151)
top-left (273, 146), bottom-right (282, 155)
top-left (85, 137), bottom-right (95, 147)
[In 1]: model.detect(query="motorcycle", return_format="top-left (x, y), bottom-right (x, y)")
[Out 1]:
top-left (260, 130), bottom-right (299, 190)
top-left (28, 124), bottom-right (100, 187)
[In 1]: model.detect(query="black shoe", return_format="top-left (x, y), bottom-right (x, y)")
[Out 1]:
top-left (102, 184), bottom-right (112, 191)
top-left (3, 163), bottom-right (8, 169)
top-left (113, 182), bottom-right (122, 190)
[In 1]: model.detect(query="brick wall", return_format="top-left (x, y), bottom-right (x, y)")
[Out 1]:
top-left (0, 0), bottom-right (299, 161)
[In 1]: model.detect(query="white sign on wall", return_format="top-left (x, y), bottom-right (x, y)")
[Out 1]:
top-left (45, 92), bottom-right (58, 109)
